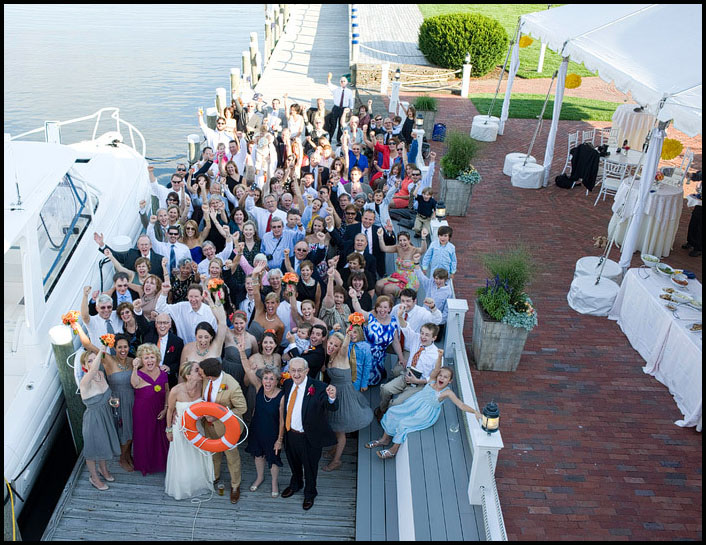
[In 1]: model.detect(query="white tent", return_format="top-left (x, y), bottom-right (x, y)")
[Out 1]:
top-left (500, 4), bottom-right (702, 267)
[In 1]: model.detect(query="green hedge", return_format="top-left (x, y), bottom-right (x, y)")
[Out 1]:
top-left (418, 13), bottom-right (508, 76)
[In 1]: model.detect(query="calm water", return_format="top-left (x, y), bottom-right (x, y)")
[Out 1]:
top-left (4, 4), bottom-right (266, 163)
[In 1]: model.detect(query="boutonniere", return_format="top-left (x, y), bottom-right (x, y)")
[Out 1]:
top-left (167, 345), bottom-right (175, 353)
top-left (307, 385), bottom-right (315, 397)
top-left (220, 384), bottom-right (228, 391)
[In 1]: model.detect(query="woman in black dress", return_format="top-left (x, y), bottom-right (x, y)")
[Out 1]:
top-left (241, 359), bottom-right (285, 498)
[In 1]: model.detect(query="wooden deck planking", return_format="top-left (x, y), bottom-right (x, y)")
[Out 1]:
top-left (44, 437), bottom-right (358, 541)
top-left (355, 4), bottom-right (431, 66)
top-left (255, 4), bottom-right (351, 109)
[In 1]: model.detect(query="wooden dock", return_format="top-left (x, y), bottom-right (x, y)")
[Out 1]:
top-left (255, 4), bottom-right (351, 109)
top-left (355, 4), bottom-right (431, 66)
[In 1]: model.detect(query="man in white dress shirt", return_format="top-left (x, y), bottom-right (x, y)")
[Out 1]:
top-left (155, 282), bottom-right (217, 344)
top-left (326, 72), bottom-right (354, 144)
top-left (198, 110), bottom-right (232, 151)
top-left (244, 192), bottom-right (288, 238)
top-left (391, 288), bottom-right (443, 359)
top-left (146, 221), bottom-right (191, 275)
top-left (375, 313), bottom-right (440, 419)
top-left (81, 289), bottom-right (124, 350)
top-left (197, 237), bottom-right (234, 278)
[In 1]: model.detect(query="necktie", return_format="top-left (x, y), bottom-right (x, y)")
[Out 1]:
top-left (339, 88), bottom-right (345, 108)
top-left (266, 213), bottom-right (273, 233)
top-left (286, 384), bottom-right (298, 431)
top-left (399, 312), bottom-right (409, 348)
top-left (207, 380), bottom-right (214, 403)
top-left (410, 344), bottom-right (425, 369)
top-left (157, 336), bottom-right (162, 350)
top-left (365, 228), bottom-right (371, 250)
top-left (349, 344), bottom-right (357, 383)
top-left (105, 319), bottom-right (115, 355)
top-left (169, 244), bottom-right (176, 272)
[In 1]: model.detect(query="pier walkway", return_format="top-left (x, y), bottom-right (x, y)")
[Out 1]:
top-left (355, 4), bottom-right (431, 66)
top-left (255, 4), bottom-right (350, 109)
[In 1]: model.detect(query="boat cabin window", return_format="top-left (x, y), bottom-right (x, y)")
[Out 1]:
top-left (37, 175), bottom-right (97, 300)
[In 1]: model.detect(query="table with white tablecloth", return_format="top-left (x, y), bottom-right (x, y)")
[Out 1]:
top-left (608, 268), bottom-right (702, 430)
top-left (608, 180), bottom-right (684, 257)
top-left (611, 104), bottom-right (656, 150)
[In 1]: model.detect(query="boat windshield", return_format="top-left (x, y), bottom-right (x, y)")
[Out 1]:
top-left (37, 175), bottom-right (97, 300)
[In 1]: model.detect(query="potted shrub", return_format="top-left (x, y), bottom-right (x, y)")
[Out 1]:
top-left (413, 95), bottom-right (438, 134)
top-left (472, 246), bottom-right (538, 372)
top-left (439, 131), bottom-right (482, 216)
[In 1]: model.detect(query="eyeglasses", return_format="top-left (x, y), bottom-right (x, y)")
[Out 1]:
top-left (217, 122), bottom-right (225, 126)
top-left (295, 248), bottom-right (307, 252)
top-left (155, 321), bottom-right (171, 326)
top-left (176, 167), bottom-right (187, 171)
top-left (345, 212), bottom-right (356, 216)
top-left (289, 367), bottom-right (307, 375)
top-left (98, 306), bottom-right (112, 310)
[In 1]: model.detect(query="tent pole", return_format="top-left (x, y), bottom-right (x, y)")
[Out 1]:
top-left (522, 70), bottom-right (557, 165)
top-left (485, 18), bottom-right (522, 123)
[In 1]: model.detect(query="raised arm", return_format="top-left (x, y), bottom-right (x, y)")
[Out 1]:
top-left (428, 349), bottom-right (444, 382)
top-left (70, 320), bottom-right (99, 354)
top-left (348, 287), bottom-right (370, 321)
top-left (377, 227), bottom-right (397, 253)
top-left (81, 286), bottom-right (92, 325)
top-left (207, 292), bottom-right (228, 356)
top-left (321, 266), bottom-right (336, 310)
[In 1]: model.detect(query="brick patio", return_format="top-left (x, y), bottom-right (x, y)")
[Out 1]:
top-left (392, 84), bottom-right (702, 541)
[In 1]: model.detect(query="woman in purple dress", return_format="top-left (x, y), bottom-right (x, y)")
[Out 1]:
top-left (130, 343), bottom-right (170, 475)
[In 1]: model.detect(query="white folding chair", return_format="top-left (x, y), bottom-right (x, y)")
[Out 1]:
top-left (600, 127), bottom-right (620, 147)
top-left (581, 129), bottom-right (596, 145)
top-left (563, 130), bottom-right (579, 175)
top-left (662, 148), bottom-right (693, 187)
top-left (594, 161), bottom-right (628, 206)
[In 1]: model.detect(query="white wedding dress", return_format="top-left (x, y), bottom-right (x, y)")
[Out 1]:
top-left (165, 400), bottom-right (215, 500)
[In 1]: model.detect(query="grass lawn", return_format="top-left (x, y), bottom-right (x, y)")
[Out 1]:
top-left (417, 4), bottom-right (596, 79)
top-left (470, 93), bottom-right (618, 122)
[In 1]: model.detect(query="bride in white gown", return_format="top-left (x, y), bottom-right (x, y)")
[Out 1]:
top-left (165, 361), bottom-right (214, 500)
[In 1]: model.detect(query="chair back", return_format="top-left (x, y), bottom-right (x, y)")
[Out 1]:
top-left (601, 127), bottom-right (620, 147)
top-left (602, 161), bottom-right (628, 187)
top-left (567, 130), bottom-right (579, 151)
top-left (663, 148), bottom-right (694, 187)
top-left (581, 129), bottom-right (595, 145)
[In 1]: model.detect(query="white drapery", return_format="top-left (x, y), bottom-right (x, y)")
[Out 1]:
top-left (542, 57), bottom-right (568, 186)
top-left (499, 37), bottom-right (520, 136)
top-left (618, 127), bottom-right (665, 268)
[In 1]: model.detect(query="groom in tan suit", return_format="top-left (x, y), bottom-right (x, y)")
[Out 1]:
top-left (199, 358), bottom-right (247, 504)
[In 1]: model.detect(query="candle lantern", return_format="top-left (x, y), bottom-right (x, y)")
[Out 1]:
top-left (481, 401), bottom-right (500, 434)
top-left (465, 52), bottom-right (471, 64)
top-left (416, 112), bottom-right (424, 128)
top-left (435, 200), bottom-right (446, 219)
top-left (394, 67), bottom-right (401, 81)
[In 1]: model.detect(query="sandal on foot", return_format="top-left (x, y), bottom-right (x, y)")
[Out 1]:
top-left (249, 482), bottom-right (262, 492)
top-left (377, 449), bottom-right (396, 460)
top-left (100, 472), bottom-right (115, 482)
top-left (89, 476), bottom-right (109, 491)
top-left (365, 439), bottom-right (388, 449)
top-left (271, 491), bottom-right (280, 498)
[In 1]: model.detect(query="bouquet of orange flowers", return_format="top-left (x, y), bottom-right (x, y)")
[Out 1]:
top-left (100, 334), bottom-right (115, 348)
top-left (279, 371), bottom-right (291, 387)
top-left (348, 312), bottom-right (366, 327)
top-left (207, 278), bottom-right (225, 304)
top-left (282, 272), bottom-right (299, 285)
top-left (62, 310), bottom-right (80, 332)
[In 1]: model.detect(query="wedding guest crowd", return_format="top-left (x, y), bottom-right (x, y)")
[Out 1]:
top-left (74, 73), bottom-right (475, 511)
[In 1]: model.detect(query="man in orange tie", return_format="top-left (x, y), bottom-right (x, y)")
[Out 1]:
top-left (374, 311), bottom-right (440, 421)
top-left (199, 358), bottom-right (247, 504)
top-left (280, 357), bottom-right (338, 510)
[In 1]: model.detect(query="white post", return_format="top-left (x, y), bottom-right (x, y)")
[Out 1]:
top-left (461, 61), bottom-right (472, 98)
top-left (379, 63), bottom-right (390, 95)
top-left (230, 68), bottom-right (240, 102)
top-left (273, 8), bottom-right (280, 43)
top-left (389, 78), bottom-right (400, 115)
top-left (430, 217), bottom-right (448, 241)
top-left (537, 42), bottom-right (548, 73)
top-left (412, 126), bottom-right (426, 172)
top-left (264, 13), bottom-right (272, 62)
top-left (215, 88), bottom-right (227, 116)
top-left (242, 50), bottom-right (252, 88)
top-left (249, 32), bottom-right (260, 85)
top-left (443, 299), bottom-right (468, 356)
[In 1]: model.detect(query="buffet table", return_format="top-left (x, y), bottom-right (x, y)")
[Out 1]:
top-left (608, 180), bottom-right (684, 257)
top-left (608, 268), bottom-right (702, 430)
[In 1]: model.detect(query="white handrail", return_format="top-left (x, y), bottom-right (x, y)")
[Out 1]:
top-left (9, 107), bottom-right (146, 157)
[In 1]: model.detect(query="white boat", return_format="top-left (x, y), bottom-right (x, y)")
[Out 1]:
top-left (3, 108), bottom-right (151, 516)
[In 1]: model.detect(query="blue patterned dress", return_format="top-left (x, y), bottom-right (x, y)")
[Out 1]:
top-left (364, 314), bottom-right (399, 386)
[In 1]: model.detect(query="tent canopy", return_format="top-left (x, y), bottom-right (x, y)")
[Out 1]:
top-left (520, 4), bottom-right (702, 137)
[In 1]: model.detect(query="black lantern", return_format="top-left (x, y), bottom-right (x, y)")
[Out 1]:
top-left (435, 200), bottom-right (446, 219)
top-left (416, 112), bottom-right (424, 128)
top-left (481, 401), bottom-right (500, 434)
top-left (394, 67), bottom-right (401, 81)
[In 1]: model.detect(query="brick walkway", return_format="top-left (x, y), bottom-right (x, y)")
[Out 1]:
top-left (386, 83), bottom-right (702, 541)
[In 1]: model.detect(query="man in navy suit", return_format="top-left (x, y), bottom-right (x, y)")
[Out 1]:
top-left (136, 310), bottom-right (184, 387)
top-left (280, 357), bottom-right (338, 510)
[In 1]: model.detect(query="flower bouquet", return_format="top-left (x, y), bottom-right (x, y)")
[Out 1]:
top-left (62, 310), bottom-right (80, 332)
top-left (100, 334), bottom-right (116, 349)
top-left (282, 272), bottom-right (299, 286)
top-left (348, 312), bottom-right (366, 327)
top-left (207, 278), bottom-right (225, 304)
top-left (279, 371), bottom-right (291, 387)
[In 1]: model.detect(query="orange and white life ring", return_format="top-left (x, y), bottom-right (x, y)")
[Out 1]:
top-left (181, 401), bottom-right (241, 452)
